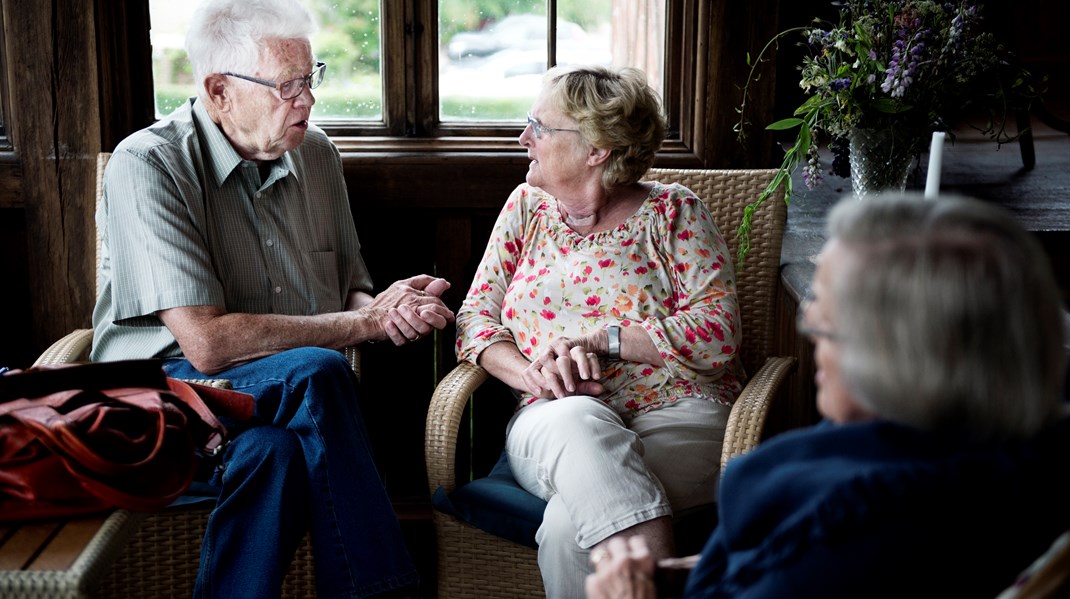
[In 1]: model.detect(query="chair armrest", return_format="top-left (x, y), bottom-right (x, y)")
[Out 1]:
top-left (33, 329), bottom-right (94, 366)
top-left (425, 361), bottom-right (489, 495)
top-left (721, 355), bottom-right (797, 471)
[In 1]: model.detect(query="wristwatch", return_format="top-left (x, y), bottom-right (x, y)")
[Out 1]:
top-left (605, 324), bottom-right (621, 359)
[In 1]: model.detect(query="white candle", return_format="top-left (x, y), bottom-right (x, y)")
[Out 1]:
top-left (924, 131), bottom-right (945, 199)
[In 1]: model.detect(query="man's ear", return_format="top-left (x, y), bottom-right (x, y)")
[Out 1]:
top-left (204, 74), bottom-right (231, 112)
top-left (587, 145), bottom-right (612, 167)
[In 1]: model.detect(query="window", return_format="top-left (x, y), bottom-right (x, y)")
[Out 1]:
top-left (149, 0), bottom-right (699, 156)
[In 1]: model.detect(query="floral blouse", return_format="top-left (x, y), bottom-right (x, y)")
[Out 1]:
top-left (455, 182), bottom-right (745, 419)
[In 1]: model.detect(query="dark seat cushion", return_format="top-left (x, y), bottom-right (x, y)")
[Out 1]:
top-left (432, 450), bottom-right (546, 548)
top-left (431, 449), bottom-right (720, 552)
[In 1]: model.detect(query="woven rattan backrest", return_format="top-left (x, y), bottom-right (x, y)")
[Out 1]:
top-left (95, 152), bottom-right (112, 299)
top-left (643, 168), bottom-right (786, 375)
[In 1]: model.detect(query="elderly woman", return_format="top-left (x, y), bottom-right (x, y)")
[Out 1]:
top-left (455, 64), bottom-right (745, 596)
top-left (586, 193), bottom-right (1070, 599)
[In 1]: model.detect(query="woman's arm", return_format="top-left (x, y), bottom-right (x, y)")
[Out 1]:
top-left (638, 188), bottom-right (743, 383)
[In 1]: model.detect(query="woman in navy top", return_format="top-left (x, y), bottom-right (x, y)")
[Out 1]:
top-left (586, 193), bottom-right (1070, 599)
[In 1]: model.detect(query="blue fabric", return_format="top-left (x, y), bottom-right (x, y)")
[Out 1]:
top-left (432, 450), bottom-right (547, 548)
top-left (165, 347), bottom-right (419, 599)
top-left (431, 450), bottom-right (721, 552)
top-left (683, 417), bottom-right (1070, 599)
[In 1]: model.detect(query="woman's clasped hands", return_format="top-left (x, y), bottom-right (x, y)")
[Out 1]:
top-left (522, 334), bottom-right (607, 399)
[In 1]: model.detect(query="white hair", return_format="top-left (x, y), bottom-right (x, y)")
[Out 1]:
top-left (185, 0), bottom-right (317, 100)
top-left (827, 192), bottom-right (1066, 439)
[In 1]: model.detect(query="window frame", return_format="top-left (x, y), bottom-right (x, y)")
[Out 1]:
top-left (315, 0), bottom-right (707, 162)
top-left (0, 0), bottom-right (13, 152)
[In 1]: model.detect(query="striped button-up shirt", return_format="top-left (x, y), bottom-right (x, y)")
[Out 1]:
top-left (91, 98), bottom-right (372, 361)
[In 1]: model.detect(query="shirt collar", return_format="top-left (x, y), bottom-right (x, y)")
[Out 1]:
top-left (191, 98), bottom-right (298, 189)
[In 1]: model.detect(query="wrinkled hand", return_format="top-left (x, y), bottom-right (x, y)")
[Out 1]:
top-left (585, 536), bottom-right (656, 599)
top-left (363, 275), bottom-right (455, 346)
top-left (522, 334), bottom-right (605, 399)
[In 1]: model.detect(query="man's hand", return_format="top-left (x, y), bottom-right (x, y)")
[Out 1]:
top-left (522, 334), bottom-right (605, 398)
top-left (361, 275), bottom-right (455, 346)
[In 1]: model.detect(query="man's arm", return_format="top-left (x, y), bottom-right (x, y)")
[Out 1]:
top-left (161, 274), bottom-right (454, 374)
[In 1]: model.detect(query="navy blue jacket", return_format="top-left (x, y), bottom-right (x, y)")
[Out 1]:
top-left (683, 416), bottom-right (1070, 598)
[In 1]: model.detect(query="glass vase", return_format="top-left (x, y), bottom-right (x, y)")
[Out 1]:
top-left (848, 128), bottom-right (916, 200)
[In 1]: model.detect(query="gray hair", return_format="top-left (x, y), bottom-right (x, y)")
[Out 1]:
top-left (826, 192), bottom-right (1066, 439)
top-left (185, 0), bottom-right (318, 100)
top-left (542, 64), bottom-right (665, 190)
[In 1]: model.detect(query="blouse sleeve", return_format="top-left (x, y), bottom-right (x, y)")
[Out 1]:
top-left (638, 184), bottom-right (742, 383)
top-left (455, 184), bottom-right (531, 364)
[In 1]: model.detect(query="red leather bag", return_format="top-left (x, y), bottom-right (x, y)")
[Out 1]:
top-left (0, 360), bottom-right (253, 522)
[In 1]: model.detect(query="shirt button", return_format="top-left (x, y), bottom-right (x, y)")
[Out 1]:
top-left (265, 239), bottom-right (274, 247)
top-left (274, 286), bottom-right (282, 294)
top-left (255, 192), bottom-right (262, 199)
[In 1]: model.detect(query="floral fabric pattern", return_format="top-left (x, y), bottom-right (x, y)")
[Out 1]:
top-left (456, 181), bottom-right (745, 419)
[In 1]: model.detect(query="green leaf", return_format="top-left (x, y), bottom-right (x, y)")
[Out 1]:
top-left (766, 118), bottom-right (805, 131)
top-left (795, 93), bottom-right (827, 113)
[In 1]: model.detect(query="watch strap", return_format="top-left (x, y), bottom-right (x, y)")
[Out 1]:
top-left (606, 324), bottom-right (621, 359)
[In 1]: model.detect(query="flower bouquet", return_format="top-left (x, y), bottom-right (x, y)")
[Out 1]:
top-left (734, 0), bottom-right (1039, 261)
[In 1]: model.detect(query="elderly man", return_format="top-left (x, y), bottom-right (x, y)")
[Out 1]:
top-left (89, 0), bottom-right (450, 597)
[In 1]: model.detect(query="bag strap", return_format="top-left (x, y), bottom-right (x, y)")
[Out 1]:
top-left (164, 378), bottom-right (232, 457)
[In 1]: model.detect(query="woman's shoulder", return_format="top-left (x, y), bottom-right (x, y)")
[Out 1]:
top-left (648, 180), bottom-right (702, 206)
top-left (721, 417), bottom-right (1070, 546)
top-left (644, 180), bottom-right (718, 227)
top-left (706, 420), bottom-right (1070, 597)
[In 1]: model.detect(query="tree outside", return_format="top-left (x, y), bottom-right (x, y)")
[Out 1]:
top-left (149, 0), bottom-right (629, 122)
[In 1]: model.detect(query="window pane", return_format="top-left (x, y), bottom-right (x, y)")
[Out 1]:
top-left (439, 0), bottom-right (546, 121)
top-left (438, 0), bottom-right (664, 122)
top-left (305, 0), bottom-right (382, 119)
top-left (149, 0), bottom-right (383, 121)
top-left (149, 1), bottom-right (195, 118)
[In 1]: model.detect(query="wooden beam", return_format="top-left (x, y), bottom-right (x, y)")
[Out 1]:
top-left (4, 0), bottom-right (101, 352)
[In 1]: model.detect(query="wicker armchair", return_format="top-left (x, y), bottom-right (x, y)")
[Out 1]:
top-left (30, 152), bottom-right (362, 598)
top-left (425, 168), bottom-right (797, 598)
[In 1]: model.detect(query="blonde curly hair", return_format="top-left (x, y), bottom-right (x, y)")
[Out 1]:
top-left (542, 65), bottom-right (665, 190)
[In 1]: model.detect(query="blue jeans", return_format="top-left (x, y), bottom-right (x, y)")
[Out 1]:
top-left (165, 347), bottom-right (418, 599)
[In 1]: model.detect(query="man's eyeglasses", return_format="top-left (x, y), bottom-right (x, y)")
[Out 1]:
top-left (796, 291), bottom-right (842, 342)
top-left (526, 113), bottom-right (580, 139)
top-left (225, 61), bottom-right (326, 100)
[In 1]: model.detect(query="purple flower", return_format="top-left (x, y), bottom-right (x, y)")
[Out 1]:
top-left (881, 14), bottom-right (931, 98)
top-left (802, 144), bottom-right (824, 190)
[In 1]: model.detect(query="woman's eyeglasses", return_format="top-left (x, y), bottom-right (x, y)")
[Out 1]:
top-left (526, 113), bottom-right (580, 139)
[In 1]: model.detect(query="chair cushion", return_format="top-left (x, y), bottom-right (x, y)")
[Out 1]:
top-left (431, 450), bottom-right (721, 552)
top-left (431, 450), bottom-right (546, 548)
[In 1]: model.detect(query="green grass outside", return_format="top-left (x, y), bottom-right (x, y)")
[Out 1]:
top-left (155, 85), bottom-right (532, 122)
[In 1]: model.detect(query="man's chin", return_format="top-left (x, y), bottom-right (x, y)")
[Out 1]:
top-left (281, 129), bottom-right (307, 151)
